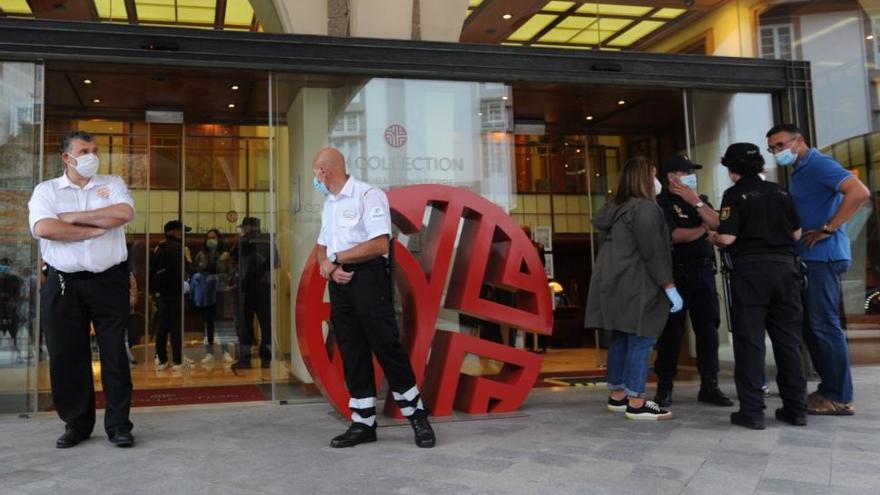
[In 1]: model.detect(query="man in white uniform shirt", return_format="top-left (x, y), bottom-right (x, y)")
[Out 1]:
top-left (28, 131), bottom-right (136, 448)
top-left (312, 147), bottom-right (436, 448)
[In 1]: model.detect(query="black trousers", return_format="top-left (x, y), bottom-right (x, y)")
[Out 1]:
top-left (155, 295), bottom-right (182, 365)
top-left (730, 260), bottom-right (806, 419)
top-left (329, 259), bottom-right (417, 404)
top-left (239, 282), bottom-right (271, 361)
top-left (654, 261), bottom-right (721, 383)
top-left (41, 264), bottom-right (133, 436)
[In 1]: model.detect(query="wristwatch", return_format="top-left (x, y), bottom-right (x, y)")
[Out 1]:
top-left (822, 224), bottom-right (837, 234)
top-left (694, 201), bottom-right (705, 209)
top-left (328, 252), bottom-right (337, 263)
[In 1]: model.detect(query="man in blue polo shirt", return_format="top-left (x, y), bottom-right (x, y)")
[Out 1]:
top-left (766, 124), bottom-right (870, 415)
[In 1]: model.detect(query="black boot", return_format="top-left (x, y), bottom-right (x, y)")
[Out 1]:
top-left (698, 376), bottom-right (734, 407)
top-left (654, 381), bottom-right (673, 408)
top-left (408, 410), bottom-right (436, 448)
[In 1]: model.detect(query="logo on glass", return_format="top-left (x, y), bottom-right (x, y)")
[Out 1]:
top-left (383, 124), bottom-right (407, 148)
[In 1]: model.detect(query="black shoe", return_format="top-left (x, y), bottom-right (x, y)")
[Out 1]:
top-left (698, 386), bottom-right (734, 407)
top-left (408, 411), bottom-right (436, 448)
top-left (56, 427), bottom-right (90, 449)
top-left (654, 381), bottom-right (673, 408)
top-left (730, 411), bottom-right (765, 430)
top-left (109, 429), bottom-right (135, 448)
top-left (231, 361), bottom-right (252, 370)
top-left (775, 407), bottom-right (807, 426)
top-left (330, 423), bottom-right (377, 448)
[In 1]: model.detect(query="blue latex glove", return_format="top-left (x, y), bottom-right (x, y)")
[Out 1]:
top-left (665, 287), bottom-right (684, 313)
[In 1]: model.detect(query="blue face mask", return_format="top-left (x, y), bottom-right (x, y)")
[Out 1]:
top-left (775, 147), bottom-right (797, 167)
top-left (313, 177), bottom-right (330, 196)
top-left (680, 174), bottom-right (698, 190)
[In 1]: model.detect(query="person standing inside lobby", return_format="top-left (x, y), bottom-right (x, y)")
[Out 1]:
top-left (653, 155), bottom-right (733, 408)
top-left (312, 147), bottom-right (436, 448)
top-left (28, 130), bottom-right (136, 448)
top-left (766, 124), bottom-right (870, 416)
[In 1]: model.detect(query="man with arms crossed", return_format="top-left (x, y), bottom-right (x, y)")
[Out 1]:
top-left (28, 131), bottom-right (136, 448)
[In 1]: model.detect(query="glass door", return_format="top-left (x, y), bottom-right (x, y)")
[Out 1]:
top-left (0, 61), bottom-right (43, 417)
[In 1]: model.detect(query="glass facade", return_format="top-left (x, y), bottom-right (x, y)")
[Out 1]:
top-left (1, 0), bottom-right (877, 415)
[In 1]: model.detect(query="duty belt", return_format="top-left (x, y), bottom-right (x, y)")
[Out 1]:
top-left (731, 254), bottom-right (798, 266)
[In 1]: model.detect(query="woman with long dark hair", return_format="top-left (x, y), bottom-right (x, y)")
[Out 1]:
top-left (585, 156), bottom-right (683, 420)
top-left (192, 228), bottom-right (231, 364)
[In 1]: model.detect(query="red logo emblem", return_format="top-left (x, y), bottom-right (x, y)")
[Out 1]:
top-left (296, 185), bottom-right (552, 419)
top-left (383, 124), bottom-right (407, 148)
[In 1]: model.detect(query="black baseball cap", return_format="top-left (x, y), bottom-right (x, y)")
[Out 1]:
top-left (239, 216), bottom-right (260, 228)
top-left (163, 220), bottom-right (191, 233)
top-left (721, 143), bottom-right (764, 168)
top-left (661, 155), bottom-right (703, 174)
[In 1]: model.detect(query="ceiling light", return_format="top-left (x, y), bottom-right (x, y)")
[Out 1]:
top-left (502, 13), bottom-right (512, 20)
top-left (92, 99), bottom-right (101, 103)
top-left (868, 35), bottom-right (875, 40)
top-left (228, 103), bottom-right (236, 108)
top-left (478, 112), bottom-right (483, 116)
top-left (586, 115), bottom-right (593, 121)
top-left (618, 100), bottom-right (626, 105)
top-left (231, 85), bottom-right (240, 90)
top-left (576, 149), bottom-right (581, 153)
top-left (502, 95), bottom-right (509, 100)
top-left (84, 79), bottom-right (92, 84)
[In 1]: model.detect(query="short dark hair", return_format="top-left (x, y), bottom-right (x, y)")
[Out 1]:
top-left (61, 131), bottom-right (94, 153)
top-left (766, 124), bottom-right (803, 138)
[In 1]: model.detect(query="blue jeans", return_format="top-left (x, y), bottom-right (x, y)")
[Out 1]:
top-left (606, 331), bottom-right (657, 398)
top-left (803, 260), bottom-right (854, 403)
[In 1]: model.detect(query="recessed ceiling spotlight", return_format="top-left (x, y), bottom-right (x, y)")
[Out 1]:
top-left (586, 115), bottom-right (593, 120)
top-left (502, 13), bottom-right (512, 20)
top-left (618, 100), bottom-right (626, 105)
top-left (92, 98), bottom-right (101, 103)
top-left (231, 85), bottom-right (240, 90)
top-left (868, 35), bottom-right (875, 40)
top-left (478, 112), bottom-right (483, 116)
top-left (502, 95), bottom-right (509, 100)
top-left (228, 103), bottom-right (236, 108)
top-left (84, 79), bottom-right (92, 84)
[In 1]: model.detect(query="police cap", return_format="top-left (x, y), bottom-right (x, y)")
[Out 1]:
top-left (721, 143), bottom-right (765, 176)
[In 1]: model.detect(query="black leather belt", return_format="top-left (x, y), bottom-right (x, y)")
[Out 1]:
top-left (341, 257), bottom-right (386, 271)
top-left (49, 261), bottom-right (126, 280)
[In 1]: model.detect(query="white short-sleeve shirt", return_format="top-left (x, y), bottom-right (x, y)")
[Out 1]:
top-left (28, 173), bottom-right (135, 273)
top-left (317, 176), bottom-right (391, 258)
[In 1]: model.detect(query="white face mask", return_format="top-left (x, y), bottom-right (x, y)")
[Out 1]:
top-left (680, 174), bottom-right (698, 190)
top-left (71, 153), bottom-right (99, 178)
top-left (653, 177), bottom-right (662, 196)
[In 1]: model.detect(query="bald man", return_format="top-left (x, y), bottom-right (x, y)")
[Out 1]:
top-left (312, 148), bottom-right (436, 448)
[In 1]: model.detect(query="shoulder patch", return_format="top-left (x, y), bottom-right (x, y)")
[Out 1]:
top-left (720, 207), bottom-right (731, 221)
top-left (370, 206), bottom-right (386, 220)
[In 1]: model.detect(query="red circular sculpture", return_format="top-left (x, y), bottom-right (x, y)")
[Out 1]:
top-left (295, 185), bottom-right (552, 418)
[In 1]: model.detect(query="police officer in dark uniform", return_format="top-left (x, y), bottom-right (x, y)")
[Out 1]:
top-left (654, 155), bottom-right (733, 408)
top-left (312, 147), bottom-right (436, 449)
top-left (714, 143), bottom-right (807, 430)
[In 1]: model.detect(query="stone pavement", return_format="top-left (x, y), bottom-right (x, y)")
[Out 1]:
top-left (1, 367), bottom-right (879, 495)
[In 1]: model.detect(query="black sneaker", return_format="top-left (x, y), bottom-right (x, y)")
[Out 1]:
top-left (775, 407), bottom-right (807, 426)
top-left (607, 396), bottom-right (627, 413)
top-left (730, 411), bottom-right (765, 430)
top-left (625, 400), bottom-right (672, 421)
